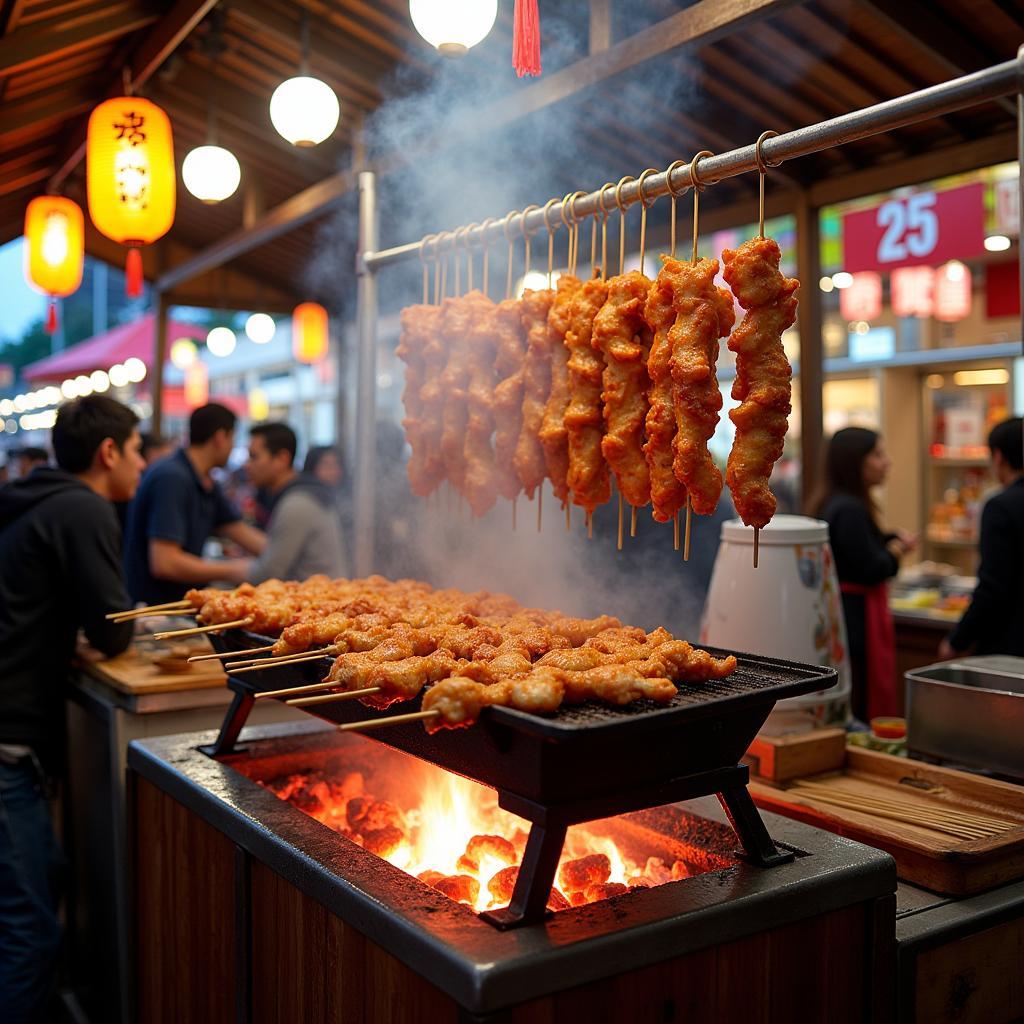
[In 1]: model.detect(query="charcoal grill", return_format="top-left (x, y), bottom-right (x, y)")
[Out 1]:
top-left (201, 628), bottom-right (836, 927)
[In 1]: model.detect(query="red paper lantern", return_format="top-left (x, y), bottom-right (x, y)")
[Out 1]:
top-left (87, 96), bottom-right (175, 298)
top-left (890, 266), bottom-right (935, 318)
top-left (23, 196), bottom-right (84, 334)
top-left (292, 302), bottom-right (329, 364)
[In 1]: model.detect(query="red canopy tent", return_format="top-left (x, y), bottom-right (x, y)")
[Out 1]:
top-left (22, 314), bottom-right (202, 382)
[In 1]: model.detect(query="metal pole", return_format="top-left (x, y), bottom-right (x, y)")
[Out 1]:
top-left (353, 170), bottom-right (379, 577)
top-left (364, 58), bottom-right (1021, 271)
top-left (796, 192), bottom-right (823, 511)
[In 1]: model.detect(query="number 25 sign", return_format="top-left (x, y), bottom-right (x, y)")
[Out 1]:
top-left (842, 182), bottom-right (985, 274)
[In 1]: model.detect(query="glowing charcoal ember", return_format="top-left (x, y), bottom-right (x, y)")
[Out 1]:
top-left (362, 826), bottom-right (406, 859)
top-left (433, 874), bottom-right (480, 906)
top-left (584, 882), bottom-right (629, 903)
top-left (456, 834), bottom-right (517, 875)
top-left (558, 853), bottom-right (611, 894)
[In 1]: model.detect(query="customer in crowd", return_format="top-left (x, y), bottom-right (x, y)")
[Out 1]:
top-left (14, 446), bottom-right (49, 478)
top-left (0, 395), bottom-right (143, 1022)
top-left (123, 402), bottom-right (265, 604)
top-left (245, 423), bottom-right (347, 581)
top-left (304, 445), bottom-right (343, 488)
top-left (139, 431), bottom-right (174, 466)
top-left (810, 427), bottom-right (917, 722)
top-left (941, 417), bottom-right (1024, 659)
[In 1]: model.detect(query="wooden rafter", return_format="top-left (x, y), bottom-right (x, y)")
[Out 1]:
top-left (47, 0), bottom-right (222, 191)
top-left (157, 0), bottom-right (802, 290)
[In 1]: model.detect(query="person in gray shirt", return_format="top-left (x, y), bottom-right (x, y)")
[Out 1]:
top-left (245, 423), bottom-right (348, 582)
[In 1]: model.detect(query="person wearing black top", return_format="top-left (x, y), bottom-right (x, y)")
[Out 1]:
top-left (941, 417), bottom-right (1024, 659)
top-left (811, 427), bottom-right (917, 723)
top-left (0, 395), bottom-right (144, 1023)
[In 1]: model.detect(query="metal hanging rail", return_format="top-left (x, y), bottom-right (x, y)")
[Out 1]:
top-left (350, 54), bottom-right (1024, 576)
top-left (361, 57), bottom-right (1022, 271)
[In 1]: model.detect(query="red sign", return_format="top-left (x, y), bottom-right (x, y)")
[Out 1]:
top-left (842, 182), bottom-right (985, 273)
top-left (839, 272), bottom-right (882, 321)
top-left (934, 262), bottom-right (972, 322)
top-left (985, 260), bottom-right (1020, 319)
top-left (891, 266), bottom-right (935, 318)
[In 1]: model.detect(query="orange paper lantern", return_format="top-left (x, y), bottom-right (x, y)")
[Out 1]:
top-left (184, 361), bottom-right (209, 408)
top-left (24, 196), bottom-right (84, 334)
top-left (292, 302), bottom-right (329, 364)
top-left (86, 96), bottom-right (175, 297)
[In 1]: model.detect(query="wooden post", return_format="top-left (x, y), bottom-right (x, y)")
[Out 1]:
top-left (796, 191), bottom-right (823, 512)
top-left (151, 290), bottom-right (169, 436)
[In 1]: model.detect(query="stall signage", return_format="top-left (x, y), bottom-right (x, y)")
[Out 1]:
top-left (839, 272), bottom-right (882, 321)
top-left (842, 182), bottom-right (985, 273)
top-left (891, 266), bottom-right (934, 317)
top-left (934, 261), bottom-right (972, 322)
top-left (993, 178), bottom-right (1019, 237)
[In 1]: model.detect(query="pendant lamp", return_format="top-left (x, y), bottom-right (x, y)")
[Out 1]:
top-left (87, 89), bottom-right (175, 297)
top-left (409, 0), bottom-right (498, 55)
top-left (270, 11), bottom-right (339, 147)
top-left (23, 196), bottom-right (84, 334)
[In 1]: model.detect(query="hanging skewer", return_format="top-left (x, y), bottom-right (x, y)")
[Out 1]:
top-left (107, 600), bottom-right (191, 621)
top-left (286, 687), bottom-right (382, 707)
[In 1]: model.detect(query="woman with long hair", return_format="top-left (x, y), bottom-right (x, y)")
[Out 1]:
top-left (810, 427), bottom-right (917, 722)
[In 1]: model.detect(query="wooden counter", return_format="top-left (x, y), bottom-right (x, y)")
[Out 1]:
top-left (76, 643), bottom-right (226, 696)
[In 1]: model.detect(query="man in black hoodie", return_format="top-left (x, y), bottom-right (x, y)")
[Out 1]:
top-left (0, 394), bottom-right (143, 1023)
top-left (245, 422), bottom-right (348, 581)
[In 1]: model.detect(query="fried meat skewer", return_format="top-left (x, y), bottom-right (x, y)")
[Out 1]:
top-left (643, 263), bottom-right (690, 523)
top-left (439, 293), bottom-right (481, 499)
top-left (492, 298), bottom-right (528, 503)
top-left (722, 236), bottom-right (798, 530)
top-left (417, 303), bottom-right (451, 496)
top-left (661, 256), bottom-right (736, 515)
top-left (564, 275), bottom-right (612, 515)
top-left (593, 270), bottom-right (654, 512)
top-left (538, 274), bottom-right (582, 506)
top-left (462, 292), bottom-right (502, 516)
top-left (513, 288), bottom-right (556, 500)
top-left (397, 304), bottom-right (446, 497)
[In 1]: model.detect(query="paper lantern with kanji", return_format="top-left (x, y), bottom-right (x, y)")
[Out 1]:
top-left (86, 96), bottom-right (175, 298)
top-left (292, 302), bottom-right (329, 364)
top-left (24, 196), bottom-right (84, 334)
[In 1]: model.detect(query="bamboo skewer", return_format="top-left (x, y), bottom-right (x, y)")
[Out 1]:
top-left (188, 646), bottom-right (273, 663)
top-left (107, 600), bottom-right (191, 620)
top-left (673, 512), bottom-right (680, 551)
top-left (753, 528), bottom-right (760, 568)
top-left (617, 494), bottom-right (624, 551)
top-left (254, 679), bottom-right (345, 700)
top-left (226, 647), bottom-right (340, 671)
top-left (152, 617), bottom-right (252, 640)
top-left (287, 687), bottom-right (382, 707)
top-left (630, 505), bottom-right (637, 539)
top-left (339, 709), bottom-right (439, 732)
top-left (793, 781), bottom-right (1016, 830)
top-left (683, 499), bottom-right (692, 562)
top-left (789, 783), bottom-right (1012, 839)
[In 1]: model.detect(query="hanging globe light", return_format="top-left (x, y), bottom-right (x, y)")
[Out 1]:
top-left (182, 145), bottom-right (241, 204)
top-left (170, 338), bottom-right (198, 368)
top-left (206, 326), bottom-right (236, 357)
top-left (270, 76), bottom-right (339, 147)
top-left (410, 0), bottom-right (498, 55)
top-left (245, 312), bottom-right (276, 344)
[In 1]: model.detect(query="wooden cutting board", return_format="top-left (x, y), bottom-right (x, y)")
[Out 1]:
top-left (751, 747), bottom-right (1024, 895)
top-left (77, 644), bottom-right (226, 695)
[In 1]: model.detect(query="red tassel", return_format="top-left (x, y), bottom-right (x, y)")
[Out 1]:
top-left (126, 246), bottom-right (143, 298)
top-left (513, 0), bottom-right (541, 78)
top-left (45, 299), bottom-right (58, 335)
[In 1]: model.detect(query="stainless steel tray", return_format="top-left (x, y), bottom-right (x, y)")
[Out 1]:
top-left (905, 656), bottom-right (1024, 779)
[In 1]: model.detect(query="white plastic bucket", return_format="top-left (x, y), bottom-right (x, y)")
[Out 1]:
top-left (700, 515), bottom-right (851, 734)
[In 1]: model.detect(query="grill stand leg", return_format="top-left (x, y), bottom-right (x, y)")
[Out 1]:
top-left (480, 820), bottom-right (567, 930)
top-left (199, 686), bottom-right (254, 757)
top-left (717, 784), bottom-right (794, 867)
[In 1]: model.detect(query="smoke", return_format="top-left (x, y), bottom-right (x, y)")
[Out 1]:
top-left (308, 2), bottom-right (843, 634)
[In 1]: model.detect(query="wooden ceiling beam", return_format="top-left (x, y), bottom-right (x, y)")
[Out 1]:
top-left (0, 79), bottom-right (103, 143)
top-left (859, 0), bottom-right (1015, 117)
top-left (0, 1), bottom-right (161, 76)
top-left (157, 0), bottom-right (801, 290)
top-left (47, 0), bottom-right (222, 191)
top-left (0, 163), bottom-right (50, 197)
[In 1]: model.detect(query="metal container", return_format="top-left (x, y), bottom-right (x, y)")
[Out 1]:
top-left (905, 656), bottom-right (1024, 779)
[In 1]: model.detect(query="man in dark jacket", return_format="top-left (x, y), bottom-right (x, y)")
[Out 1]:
top-left (942, 417), bottom-right (1024, 658)
top-left (0, 394), bottom-right (143, 1023)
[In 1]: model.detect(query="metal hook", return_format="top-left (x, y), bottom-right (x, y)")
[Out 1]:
top-left (636, 167), bottom-right (658, 277)
top-left (419, 232), bottom-right (437, 304)
top-left (479, 217), bottom-right (496, 295)
top-left (596, 183), bottom-right (615, 277)
top-left (689, 151), bottom-right (714, 262)
top-left (541, 199), bottom-right (559, 283)
top-left (565, 191), bottom-right (586, 276)
top-left (754, 129), bottom-right (780, 173)
top-left (502, 209), bottom-right (519, 299)
top-left (664, 159), bottom-right (688, 258)
top-left (520, 203), bottom-right (539, 275)
top-left (754, 130), bottom-right (778, 238)
top-left (615, 175), bottom-right (634, 277)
